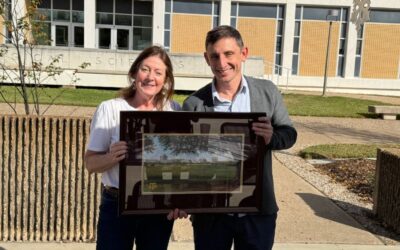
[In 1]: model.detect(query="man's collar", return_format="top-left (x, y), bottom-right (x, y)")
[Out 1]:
top-left (211, 76), bottom-right (248, 102)
top-left (211, 81), bottom-right (223, 102)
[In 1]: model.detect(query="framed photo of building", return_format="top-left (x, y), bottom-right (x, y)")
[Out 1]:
top-left (119, 111), bottom-right (266, 215)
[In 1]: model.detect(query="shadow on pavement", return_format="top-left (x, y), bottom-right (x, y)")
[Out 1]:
top-left (296, 193), bottom-right (365, 230)
top-left (297, 192), bottom-right (400, 242)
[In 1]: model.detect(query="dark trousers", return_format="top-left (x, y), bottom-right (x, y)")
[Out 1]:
top-left (192, 213), bottom-right (277, 250)
top-left (96, 190), bottom-right (174, 250)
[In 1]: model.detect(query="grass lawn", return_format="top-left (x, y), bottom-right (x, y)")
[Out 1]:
top-left (0, 85), bottom-right (118, 107)
top-left (0, 85), bottom-right (190, 107)
top-left (299, 143), bottom-right (400, 159)
top-left (283, 93), bottom-right (388, 118)
top-left (0, 86), bottom-right (394, 118)
top-left (143, 162), bottom-right (240, 193)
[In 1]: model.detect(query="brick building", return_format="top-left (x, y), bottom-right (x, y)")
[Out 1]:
top-left (1, 0), bottom-right (399, 95)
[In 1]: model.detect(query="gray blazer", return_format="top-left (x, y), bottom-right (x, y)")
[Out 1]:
top-left (183, 76), bottom-right (297, 214)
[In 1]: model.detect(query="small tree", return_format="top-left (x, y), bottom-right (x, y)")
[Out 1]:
top-left (0, 0), bottom-right (89, 115)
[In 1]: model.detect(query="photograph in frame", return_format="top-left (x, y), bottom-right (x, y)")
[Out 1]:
top-left (119, 111), bottom-right (266, 215)
top-left (141, 133), bottom-right (244, 195)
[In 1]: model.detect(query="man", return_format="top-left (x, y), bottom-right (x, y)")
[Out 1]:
top-left (182, 25), bottom-right (297, 250)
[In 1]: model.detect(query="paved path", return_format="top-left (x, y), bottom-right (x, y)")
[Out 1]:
top-left (292, 116), bottom-right (400, 152)
top-left (0, 92), bottom-right (399, 250)
top-left (0, 103), bottom-right (96, 117)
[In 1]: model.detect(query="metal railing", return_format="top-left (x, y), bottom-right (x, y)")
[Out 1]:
top-left (264, 60), bottom-right (292, 91)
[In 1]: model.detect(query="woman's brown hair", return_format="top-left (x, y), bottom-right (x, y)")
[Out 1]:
top-left (119, 45), bottom-right (174, 110)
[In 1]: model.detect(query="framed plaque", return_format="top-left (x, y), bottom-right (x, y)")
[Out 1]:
top-left (119, 111), bottom-right (266, 215)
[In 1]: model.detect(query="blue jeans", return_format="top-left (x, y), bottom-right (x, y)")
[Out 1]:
top-left (192, 213), bottom-right (277, 250)
top-left (96, 190), bottom-right (174, 250)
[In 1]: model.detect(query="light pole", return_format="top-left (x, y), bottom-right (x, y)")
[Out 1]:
top-left (322, 9), bottom-right (339, 96)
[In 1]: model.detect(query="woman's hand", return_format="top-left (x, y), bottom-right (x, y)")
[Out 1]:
top-left (108, 141), bottom-right (128, 163)
top-left (85, 141), bottom-right (128, 173)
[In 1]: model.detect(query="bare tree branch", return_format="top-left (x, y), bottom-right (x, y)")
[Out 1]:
top-left (0, 0), bottom-right (90, 115)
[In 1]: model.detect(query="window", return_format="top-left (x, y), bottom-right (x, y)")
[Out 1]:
top-left (99, 28), bottom-right (111, 49)
top-left (74, 26), bottom-right (84, 47)
top-left (303, 7), bottom-right (340, 21)
top-left (292, 55), bottom-right (299, 75)
top-left (164, 0), bottom-right (171, 50)
top-left (238, 4), bottom-right (276, 18)
top-left (133, 27), bottom-right (152, 50)
top-left (337, 8), bottom-right (348, 77)
top-left (55, 25), bottom-right (69, 46)
top-left (275, 5), bottom-right (284, 74)
top-left (369, 9), bottom-right (400, 24)
top-left (173, 0), bottom-right (212, 15)
top-left (354, 25), bottom-right (364, 77)
top-left (35, 0), bottom-right (84, 47)
top-left (96, 0), bottom-right (153, 50)
top-left (3, 0), bottom-right (13, 43)
top-left (292, 7), bottom-right (302, 75)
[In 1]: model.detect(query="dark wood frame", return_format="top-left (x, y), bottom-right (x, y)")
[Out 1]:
top-left (119, 111), bottom-right (265, 215)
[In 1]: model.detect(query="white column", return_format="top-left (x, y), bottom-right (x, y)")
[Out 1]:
top-left (13, 0), bottom-right (26, 18)
top-left (84, 0), bottom-right (96, 48)
top-left (12, 0), bottom-right (26, 44)
top-left (344, 23), bottom-right (357, 78)
top-left (152, 0), bottom-right (165, 46)
top-left (219, 0), bottom-right (231, 25)
top-left (344, 5), bottom-right (358, 78)
top-left (281, 2), bottom-right (296, 75)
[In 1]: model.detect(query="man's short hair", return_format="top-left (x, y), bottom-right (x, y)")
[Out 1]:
top-left (205, 25), bottom-right (244, 49)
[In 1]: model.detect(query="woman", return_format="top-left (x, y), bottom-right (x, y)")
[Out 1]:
top-left (85, 45), bottom-right (180, 250)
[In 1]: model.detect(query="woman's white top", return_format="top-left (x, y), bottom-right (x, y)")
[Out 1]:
top-left (87, 98), bottom-right (181, 188)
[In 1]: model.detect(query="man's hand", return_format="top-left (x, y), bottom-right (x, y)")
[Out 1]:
top-left (252, 117), bottom-right (273, 145)
top-left (167, 208), bottom-right (188, 220)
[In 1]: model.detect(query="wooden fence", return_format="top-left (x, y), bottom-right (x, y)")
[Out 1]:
top-left (0, 115), bottom-right (102, 242)
top-left (373, 148), bottom-right (400, 234)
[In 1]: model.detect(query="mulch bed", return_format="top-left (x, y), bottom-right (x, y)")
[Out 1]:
top-left (313, 158), bottom-right (376, 203)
